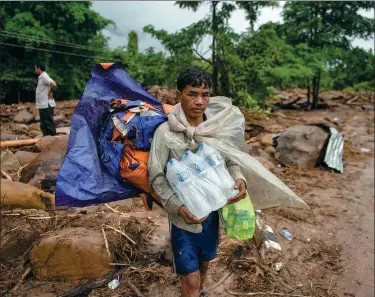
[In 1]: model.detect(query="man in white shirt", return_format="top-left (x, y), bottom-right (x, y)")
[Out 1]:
top-left (35, 62), bottom-right (57, 136)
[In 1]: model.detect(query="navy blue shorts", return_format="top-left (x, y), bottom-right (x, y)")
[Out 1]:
top-left (171, 211), bottom-right (219, 275)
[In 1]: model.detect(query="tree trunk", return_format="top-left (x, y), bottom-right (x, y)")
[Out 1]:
top-left (211, 1), bottom-right (218, 96)
top-left (312, 71), bottom-right (321, 110)
top-left (307, 85), bottom-right (311, 103)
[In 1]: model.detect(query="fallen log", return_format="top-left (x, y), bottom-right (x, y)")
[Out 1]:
top-left (346, 96), bottom-right (358, 105)
top-left (0, 138), bottom-right (39, 149)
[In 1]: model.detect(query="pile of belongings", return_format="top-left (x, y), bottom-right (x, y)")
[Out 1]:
top-left (56, 63), bottom-right (171, 209)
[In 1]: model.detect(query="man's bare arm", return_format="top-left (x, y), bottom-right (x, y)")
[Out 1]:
top-left (48, 81), bottom-right (56, 98)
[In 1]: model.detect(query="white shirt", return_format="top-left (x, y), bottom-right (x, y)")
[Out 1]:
top-left (35, 71), bottom-right (56, 109)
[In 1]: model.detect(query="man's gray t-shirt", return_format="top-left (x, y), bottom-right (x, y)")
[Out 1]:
top-left (35, 71), bottom-right (56, 109)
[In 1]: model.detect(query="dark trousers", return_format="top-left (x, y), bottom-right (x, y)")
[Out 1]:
top-left (39, 106), bottom-right (56, 136)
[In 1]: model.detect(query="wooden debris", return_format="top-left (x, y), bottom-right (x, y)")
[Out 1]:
top-left (0, 138), bottom-right (39, 149)
top-left (346, 96), bottom-right (358, 105)
top-left (57, 268), bottom-right (126, 297)
top-left (127, 281), bottom-right (146, 297)
top-left (11, 266), bottom-right (31, 293)
top-left (1, 170), bottom-right (12, 181)
top-left (104, 203), bottom-right (120, 213)
top-left (104, 225), bottom-right (137, 245)
top-left (102, 227), bottom-right (111, 257)
top-left (206, 271), bottom-right (233, 296)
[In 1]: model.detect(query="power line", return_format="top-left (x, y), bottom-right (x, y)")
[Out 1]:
top-left (0, 41), bottom-right (108, 59)
top-left (0, 30), bottom-right (108, 53)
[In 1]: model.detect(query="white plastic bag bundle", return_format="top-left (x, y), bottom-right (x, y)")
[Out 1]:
top-left (180, 150), bottom-right (227, 210)
top-left (164, 96), bottom-right (308, 210)
top-left (166, 158), bottom-right (211, 219)
top-left (196, 142), bottom-right (239, 199)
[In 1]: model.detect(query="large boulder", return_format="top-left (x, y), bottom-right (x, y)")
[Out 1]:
top-left (13, 110), bottom-right (35, 124)
top-left (1, 179), bottom-right (55, 209)
top-left (35, 136), bottom-right (57, 152)
top-left (0, 128), bottom-right (28, 141)
top-left (31, 228), bottom-right (113, 282)
top-left (276, 125), bottom-right (329, 169)
top-left (20, 135), bottom-right (68, 192)
top-left (1, 149), bottom-right (21, 173)
top-left (15, 151), bottom-right (39, 166)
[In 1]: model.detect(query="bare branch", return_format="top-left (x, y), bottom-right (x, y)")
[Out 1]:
top-left (192, 47), bottom-right (212, 64)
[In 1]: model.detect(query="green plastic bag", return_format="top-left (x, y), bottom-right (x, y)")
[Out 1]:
top-left (221, 192), bottom-right (256, 240)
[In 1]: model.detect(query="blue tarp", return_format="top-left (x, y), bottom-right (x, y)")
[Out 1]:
top-left (55, 63), bottom-right (165, 207)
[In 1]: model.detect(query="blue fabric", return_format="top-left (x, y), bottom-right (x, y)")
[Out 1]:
top-left (171, 211), bottom-right (219, 275)
top-left (55, 63), bottom-right (166, 207)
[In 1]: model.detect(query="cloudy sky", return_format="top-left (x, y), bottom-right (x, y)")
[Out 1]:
top-left (92, 1), bottom-right (374, 53)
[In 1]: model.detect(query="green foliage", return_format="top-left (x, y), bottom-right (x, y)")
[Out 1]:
top-left (351, 81), bottom-right (374, 92)
top-left (1, 1), bottom-right (373, 108)
top-left (0, 1), bottom-right (112, 100)
top-left (127, 31), bottom-right (139, 55)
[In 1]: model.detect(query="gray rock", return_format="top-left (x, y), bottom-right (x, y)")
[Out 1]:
top-left (15, 151), bottom-right (39, 166)
top-left (13, 110), bottom-right (35, 124)
top-left (1, 149), bottom-right (21, 173)
top-left (277, 125), bottom-right (329, 169)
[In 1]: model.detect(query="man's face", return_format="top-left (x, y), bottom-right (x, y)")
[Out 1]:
top-left (34, 65), bottom-right (41, 75)
top-left (179, 84), bottom-right (210, 120)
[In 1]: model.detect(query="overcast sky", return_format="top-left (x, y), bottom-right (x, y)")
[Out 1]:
top-left (92, 1), bottom-right (374, 53)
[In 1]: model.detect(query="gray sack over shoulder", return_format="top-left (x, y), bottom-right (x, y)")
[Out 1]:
top-left (165, 96), bottom-right (308, 210)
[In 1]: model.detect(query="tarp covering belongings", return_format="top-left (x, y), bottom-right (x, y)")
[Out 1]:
top-left (162, 96), bottom-right (308, 209)
top-left (55, 63), bottom-right (167, 207)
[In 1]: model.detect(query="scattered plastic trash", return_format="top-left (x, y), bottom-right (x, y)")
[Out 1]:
top-left (277, 164), bottom-right (282, 168)
top-left (333, 117), bottom-right (339, 122)
top-left (274, 262), bottom-right (284, 271)
top-left (307, 238), bottom-right (311, 242)
top-left (350, 132), bottom-right (358, 137)
top-left (108, 278), bottom-right (120, 290)
top-left (280, 229), bottom-right (293, 241)
top-left (360, 147), bottom-right (370, 153)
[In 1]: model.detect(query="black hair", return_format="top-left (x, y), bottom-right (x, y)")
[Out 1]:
top-left (177, 66), bottom-right (212, 92)
top-left (35, 62), bottom-right (46, 71)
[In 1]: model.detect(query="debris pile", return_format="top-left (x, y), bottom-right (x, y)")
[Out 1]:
top-left (147, 85), bottom-right (179, 105)
top-left (0, 88), bottom-right (373, 296)
top-left (268, 89), bottom-right (374, 111)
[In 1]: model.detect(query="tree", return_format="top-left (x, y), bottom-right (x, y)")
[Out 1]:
top-left (328, 47), bottom-right (374, 91)
top-left (144, 19), bottom-right (211, 87)
top-left (174, 1), bottom-right (278, 95)
top-left (127, 30), bottom-right (139, 56)
top-left (0, 1), bottom-right (112, 103)
top-left (282, 1), bottom-right (375, 109)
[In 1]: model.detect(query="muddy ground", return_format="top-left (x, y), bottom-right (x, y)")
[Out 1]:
top-left (0, 91), bottom-right (374, 297)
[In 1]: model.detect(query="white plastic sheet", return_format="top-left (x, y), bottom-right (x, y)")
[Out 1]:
top-left (164, 96), bottom-right (308, 210)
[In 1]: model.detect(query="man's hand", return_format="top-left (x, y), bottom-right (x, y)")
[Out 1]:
top-left (227, 179), bottom-right (247, 204)
top-left (48, 92), bottom-right (53, 99)
top-left (178, 206), bottom-right (208, 225)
